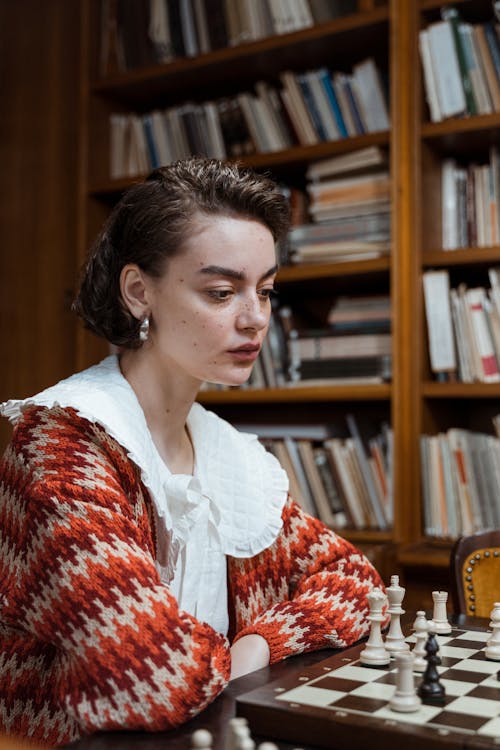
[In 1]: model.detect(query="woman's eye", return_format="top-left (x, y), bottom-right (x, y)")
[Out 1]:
top-left (258, 288), bottom-right (277, 300)
top-left (207, 289), bottom-right (233, 301)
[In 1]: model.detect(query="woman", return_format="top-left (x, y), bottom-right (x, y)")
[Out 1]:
top-left (0, 159), bottom-right (385, 746)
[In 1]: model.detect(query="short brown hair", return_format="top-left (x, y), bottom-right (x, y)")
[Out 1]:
top-left (73, 158), bottom-right (290, 348)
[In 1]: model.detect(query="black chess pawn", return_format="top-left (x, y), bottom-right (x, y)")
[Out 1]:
top-left (417, 632), bottom-right (446, 706)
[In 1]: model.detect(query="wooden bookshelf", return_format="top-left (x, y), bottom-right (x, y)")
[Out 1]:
top-left (74, 0), bottom-right (500, 600)
top-left (414, 0), bottom-right (500, 593)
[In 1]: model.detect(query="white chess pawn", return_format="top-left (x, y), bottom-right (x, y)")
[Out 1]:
top-left (191, 728), bottom-right (213, 749)
top-left (485, 602), bottom-right (500, 661)
top-left (412, 610), bottom-right (429, 673)
top-left (428, 591), bottom-right (451, 635)
top-left (389, 652), bottom-right (421, 713)
top-left (385, 575), bottom-right (410, 654)
top-left (359, 588), bottom-right (391, 666)
top-left (226, 717), bottom-right (250, 750)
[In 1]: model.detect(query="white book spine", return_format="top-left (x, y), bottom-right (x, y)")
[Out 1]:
top-left (427, 20), bottom-right (467, 118)
top-left (422, 270), bottom-right (457, 374)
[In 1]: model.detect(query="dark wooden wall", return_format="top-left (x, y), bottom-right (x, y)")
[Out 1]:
top-left (0, 0), bottom-right (81, 451)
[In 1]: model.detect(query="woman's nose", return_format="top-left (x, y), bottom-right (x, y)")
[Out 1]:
top-left (236, 295), bottom-right (269, 332)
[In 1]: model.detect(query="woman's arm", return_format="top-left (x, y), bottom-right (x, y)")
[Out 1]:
top-left (1, 407), bottom-right (231, 735)
top-left (229, 496), bottom-right (387, 664)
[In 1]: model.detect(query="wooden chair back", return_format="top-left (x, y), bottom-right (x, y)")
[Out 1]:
top-left (450, 530), bottom-right (500, 618)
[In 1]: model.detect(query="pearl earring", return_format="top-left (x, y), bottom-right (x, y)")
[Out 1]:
top-left (139, 316), bottom-right (150, 342)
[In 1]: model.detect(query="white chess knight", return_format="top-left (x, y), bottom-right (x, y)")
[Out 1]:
top-left (385, 575), bottom-right (410, 654)
top-left (485, 602), bottom-right (500, 661)
top-left (359, 588), bottom-right (391, 666)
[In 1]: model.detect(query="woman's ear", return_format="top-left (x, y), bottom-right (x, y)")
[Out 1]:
top-left (120, 264), bottom-right (150, 320)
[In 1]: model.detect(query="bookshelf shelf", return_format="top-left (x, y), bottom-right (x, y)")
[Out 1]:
top-left (421, 114), bottom-right (500, 155)
top-left (422, 382), bottom-right (500, 398)
top-left (398, 542), bottom-right (452, 569)
top-left (278, 256), bottom-right (390, 283)
top-left (422, 247), bottom-right (500, 267)
top-left (198, 383), bottom-right (392, 405)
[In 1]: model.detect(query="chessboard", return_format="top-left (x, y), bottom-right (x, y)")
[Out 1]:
top-left (236, 627), bottom-right (500, 750)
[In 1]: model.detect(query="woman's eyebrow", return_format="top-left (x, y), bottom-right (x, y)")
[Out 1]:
top-left (199, 264), bottom-right (279, 282)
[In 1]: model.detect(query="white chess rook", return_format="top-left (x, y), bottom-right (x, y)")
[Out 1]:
top-left (428, 590), bottom-right (451, 635)
top-left (485, 602), bottom-right (500, 661)
top-left (389, 652), bottom-right (421, 713)
top-left (385, 575), bottom-right (410, 654)
top-left (360, 588), bottom-right (390, 666)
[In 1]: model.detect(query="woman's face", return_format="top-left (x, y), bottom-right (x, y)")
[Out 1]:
top-left (145, 215), bottom-right (277, 386)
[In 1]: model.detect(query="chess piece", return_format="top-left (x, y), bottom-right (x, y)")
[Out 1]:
top-left (226, 718), bottom-right (251, 750)
top-left (389, 652), bottom-right (421, 713)
top-left (385, 575), bottom-right (410, 654)
top-left (428, 590), bottom-right (451, 635)
top-left (417, 632), bottom-right (446, 705)
top-left (257, 744), bottom-right (280, 750)
top-left (191, 729), bottom-right (213, 749)
top-left (485, 602), bottom-right (500, 661)
top-left (412, 610), bottom-right (429, 673)
top-left (359, 588), bottom-right (391, 666)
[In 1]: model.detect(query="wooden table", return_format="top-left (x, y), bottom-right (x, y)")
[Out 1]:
top-left (66, 615), bottom-right (492, 750)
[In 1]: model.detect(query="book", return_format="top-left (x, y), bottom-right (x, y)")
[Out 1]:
top-left (440, 7), bottom-right (477, 116)
top-left (290, 332), bottom-right (391, 360)
top-left (351, 57), bottom-right (390, 133)
top-left (296, 440), bottom-right (339, 527)
top-left (312, 445), bottom-right (349, 528)
top-left (297, 73), bottom-right (329, 141)
top-left (458, 22), bottom-right (492, 115)
top-left (465, 287), bottom-right (500, 382)
top-left (346, 414), bottom-right (389, 530)
top-left (323, 438), bottom-right (366, 529)
top-left (426, 19), bottom-right (467, 119)
top-left (279, 71), bottom-right (319, 145)
top-left (303, 70), bottom-right (340, 142)
top-left (474, 24), bottom-right (500, 112)
top-left (283, 437), bottom-right (318, 517)
top-left (422, 270), bottom-right (457, 378)
top-left (306, 146), bottom-right (387, 181)
top-left (316, 67), bottom-right (348, 139)
top-left (418, 28), bottom-right (442, 122)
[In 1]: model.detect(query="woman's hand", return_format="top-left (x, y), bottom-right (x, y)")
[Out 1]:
top-left (229, 634), bottom-right (270, 680)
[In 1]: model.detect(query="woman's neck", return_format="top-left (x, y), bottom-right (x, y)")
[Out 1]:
top-left (119, 348), bottom-right (199, 474)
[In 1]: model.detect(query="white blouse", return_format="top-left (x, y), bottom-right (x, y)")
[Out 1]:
top-left (1, 355), bottom-right (289, 635)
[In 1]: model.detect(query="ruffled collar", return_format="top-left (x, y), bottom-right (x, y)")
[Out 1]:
top-left (1, 356), bottom-right (288, 568)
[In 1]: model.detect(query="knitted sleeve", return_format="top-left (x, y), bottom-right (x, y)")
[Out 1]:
top-left (229, 496), bottom-right (386, 664)
top-left (0, 406), bottom-right (230, 738)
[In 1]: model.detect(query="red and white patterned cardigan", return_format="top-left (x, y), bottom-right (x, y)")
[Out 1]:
top-left (0, 405), bottom-right (385, 746)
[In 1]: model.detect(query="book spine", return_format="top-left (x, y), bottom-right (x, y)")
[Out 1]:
top-left (441, 7), bottom-right (477, 115)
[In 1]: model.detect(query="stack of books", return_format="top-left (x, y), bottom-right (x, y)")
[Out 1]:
top-left (421, 422), bottom-right (500, 538)
top-left (238, 417), bottom-right (393, 532)
top-left (423, 267), bottom-right (500, 383)
top-left (100, 0), bottom-right (358, 74)
top-left (419, 4), bottom-right (500, 122)
top-left (109, 59), bottom-right (389, 178)
top-left (286, 147), bottom-right (391, 264)
top-left (441, 147), bottom-right (500, 250)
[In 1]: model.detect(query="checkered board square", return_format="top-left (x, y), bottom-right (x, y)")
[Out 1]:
top-left (237, 627), bottom-right (500, 750)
